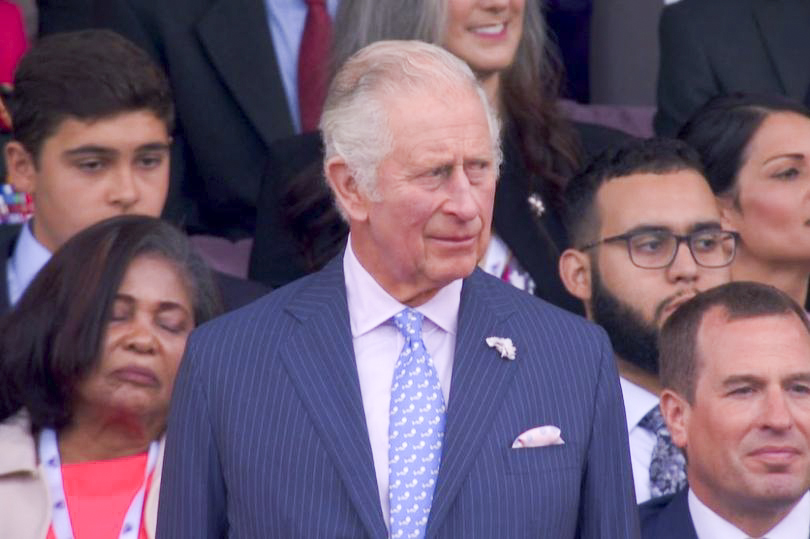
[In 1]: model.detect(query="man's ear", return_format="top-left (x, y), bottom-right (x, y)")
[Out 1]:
top-left (660, 389), bottom-right (690, 450)
top-left (324, 156), bottom-right (370, 222)
top-left (558, 248), bottom-right (593, 301)
top-left (4, 141), bottom-right (37, 194)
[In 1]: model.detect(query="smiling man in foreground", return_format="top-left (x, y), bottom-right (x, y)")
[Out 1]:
top-left (642, 281), bottom-right (810, 538)
top-left (156, 40), bottom-right (639, 538)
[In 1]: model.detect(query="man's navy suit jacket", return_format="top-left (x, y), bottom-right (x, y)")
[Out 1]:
top-left (157, 255), bottom-right (640, 538)
top-left (640, 489), bottom-right (810, 539)
top-left (639, 490), bottom-right (698, 539)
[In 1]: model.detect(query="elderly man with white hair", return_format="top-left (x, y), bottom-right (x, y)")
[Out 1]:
top-left (156, 40), bottom-right (639, 539)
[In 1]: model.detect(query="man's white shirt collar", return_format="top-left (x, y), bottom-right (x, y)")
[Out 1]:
top-left (343, 234), bottom-right (461, 337)
top-left (689, 488), bottom-right (810, 539)
top-left (7, 220), bottom-right (51, 305)
top-left (620, 377), bottom-right (660, 432)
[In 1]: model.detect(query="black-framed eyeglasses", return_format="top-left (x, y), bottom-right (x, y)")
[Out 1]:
top-left (580, 229), bottom-right (740, 269)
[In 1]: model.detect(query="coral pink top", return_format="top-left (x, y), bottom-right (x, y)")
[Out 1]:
top-left (46, 452), bottom-right (151, 539)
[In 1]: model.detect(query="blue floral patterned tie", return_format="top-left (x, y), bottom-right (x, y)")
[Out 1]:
top-left (640, 405), bottom-right (687, 498)
top-left (388, 308), bottom-right (446, 539)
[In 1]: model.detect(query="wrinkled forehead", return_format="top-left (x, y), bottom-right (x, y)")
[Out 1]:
top-left (596, 170), bottom-right (720, 236)
top-left (382, 87), bottom-right (495, 145)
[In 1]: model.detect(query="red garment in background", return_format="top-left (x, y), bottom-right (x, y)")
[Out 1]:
top-left (0, 0), bottom-right (27, 84)
top-left (297, 0), bottom-right (331, 133)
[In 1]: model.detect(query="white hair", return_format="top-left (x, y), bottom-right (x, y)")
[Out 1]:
top-left (320, 40), bottom-right (502, 217)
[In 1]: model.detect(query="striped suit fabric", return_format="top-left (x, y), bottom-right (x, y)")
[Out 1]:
top-left (156, 254), bottom-right (640, 538)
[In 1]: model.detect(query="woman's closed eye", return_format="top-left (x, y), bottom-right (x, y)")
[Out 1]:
top-left (772, 167), bottom-right (801, 180)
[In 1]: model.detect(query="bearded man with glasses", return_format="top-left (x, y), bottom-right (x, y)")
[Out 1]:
top-left (559, 138), bottom-right (735, 504)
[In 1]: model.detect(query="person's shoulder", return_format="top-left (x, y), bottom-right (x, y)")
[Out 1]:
top-left (639, 491), bottom-right (692, 539)
top-left (466, 268), bottom-right (602, 338)
top-left (191, 261), bottom-right (340, 345)
top-left (212, 271), bottom-right (270, 312)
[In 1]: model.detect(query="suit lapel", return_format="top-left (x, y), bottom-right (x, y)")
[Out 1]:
top-left (659, 490), bottom-right (699, 539)
top-left (0, 225), bottom-right (22, 315)
top-left (753, 0), bottom-right (810, 100)
top-left (195, 0), bottom-right (294, 148)
top-left (280, 256), bottom-right (387, 538)
top-left (426, 270), bottom-right (519, 534)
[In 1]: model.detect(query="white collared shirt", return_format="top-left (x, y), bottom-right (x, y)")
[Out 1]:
top-left (344, 236), bottom-right (459, 528)
top-left (689, 488), bottom-right (810, 539)
top-left (6, 220), bottom-right (51, 306)
top-left (619, 377), bottom-right (659, 503)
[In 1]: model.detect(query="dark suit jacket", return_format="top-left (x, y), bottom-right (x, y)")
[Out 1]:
top-left (0, 224), bottom-right (267, 315)
top-left (248, 122), bottom-right (631, 314)
top-left (640, 488), bottom-right (810, 539)
top-left (639, 490), bottom-right (698, 539)
top-left (37, 0), bottom-right (95, 35)
top-left (158, 254), bottom-right (640, 538)
top-left (95, 0), bottom-right (295, 238)
top-left (655, 0), bottom-right (810, 135)
top-left (0, 224), bottom-right (18, 313)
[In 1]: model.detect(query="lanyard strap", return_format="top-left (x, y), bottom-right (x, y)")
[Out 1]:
top-left (38, 428), bottom-right (159, 539)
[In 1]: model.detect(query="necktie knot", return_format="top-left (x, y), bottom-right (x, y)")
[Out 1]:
top-left (639, 405), bottom-right (667, 434)
top-left (304, 0), bottom-right (326, 6)
top-left (393, 308), bottom-right (424, 341)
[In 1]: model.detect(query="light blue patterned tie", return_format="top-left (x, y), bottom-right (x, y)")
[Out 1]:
top-left (388, 308), bottom-right (446, 539)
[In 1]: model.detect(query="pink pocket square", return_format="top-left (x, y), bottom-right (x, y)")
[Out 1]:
top-left (511, 425), bottom-right (565, 449)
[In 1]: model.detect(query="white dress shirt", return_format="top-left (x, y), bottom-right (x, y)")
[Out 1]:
top-left (619, 377), bottom-right (659, 503)
top-left (689, 488), bottom-right (810, 539)
top-left (6, 220), bottom-right (51, 306)
top-left (343, 238), bottom-right (459, 527)
top-left (263, 0), bottom-right (339, 133)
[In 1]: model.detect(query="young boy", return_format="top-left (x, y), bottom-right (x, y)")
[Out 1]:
top-left (2, 29), bottom-right (265, 312)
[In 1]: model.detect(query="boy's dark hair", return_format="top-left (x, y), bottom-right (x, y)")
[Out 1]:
top-left (678, 92), bottom-right (810, 197)
top-left (562, 138), bottom-right (705, 247)
top-left (7, 29), bottom-right (173, 161)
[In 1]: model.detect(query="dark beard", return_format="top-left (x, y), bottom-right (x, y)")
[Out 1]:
top-left (590, 267), bottom-right (660, 376)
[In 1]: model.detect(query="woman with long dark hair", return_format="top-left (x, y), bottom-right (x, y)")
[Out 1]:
top-left (0, 215), bottom-right (222, 538)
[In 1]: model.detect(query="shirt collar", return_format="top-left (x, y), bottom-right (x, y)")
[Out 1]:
top-left (8, 220), bottom-right (52, 305)
top-left (689, 488), bottom-right (810, 539)
top-left (343, 234), bottom-right (461, 337)
top-left (620, 376), bottom-right (660, 432)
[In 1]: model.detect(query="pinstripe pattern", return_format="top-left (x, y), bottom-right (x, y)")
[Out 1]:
top-left (156, 255), bottom-right (640, 538)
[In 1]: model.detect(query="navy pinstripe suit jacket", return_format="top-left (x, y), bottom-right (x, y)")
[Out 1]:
top-left (156, 255), bottom-right (640, 538)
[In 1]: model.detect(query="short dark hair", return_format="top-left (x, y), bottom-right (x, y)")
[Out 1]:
top-left (562, 137), bottom-right (705, 247)
top-left (659, 281), bottom-right (810, 403)
top-left (7, 29), bottom-right (174, 161)
top-left (0, 215), bottom-right (223, 431)
top-left (678, 93), bottom-right (810, 197)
